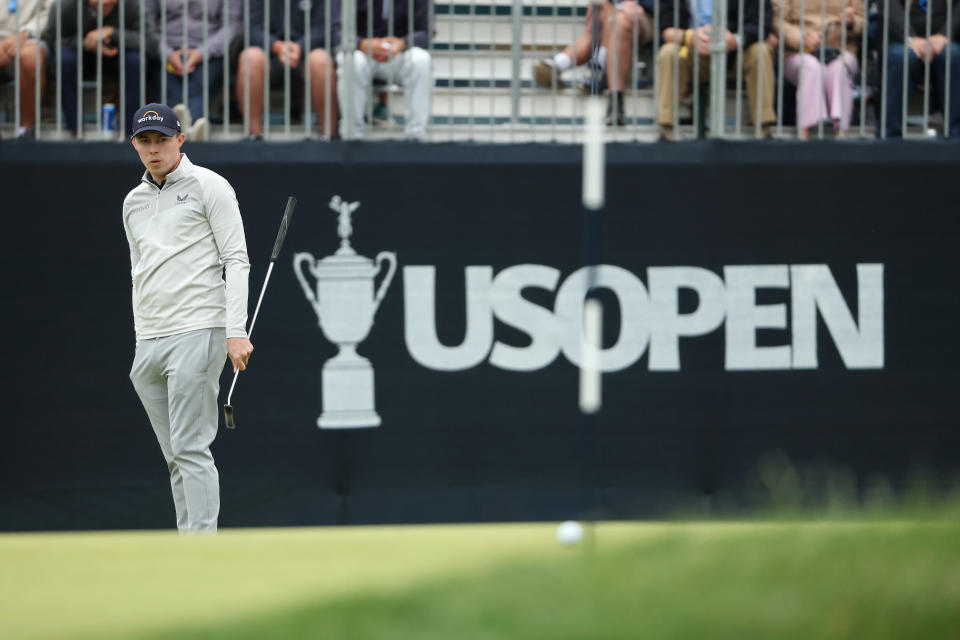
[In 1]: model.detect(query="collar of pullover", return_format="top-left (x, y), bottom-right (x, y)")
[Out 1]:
top-left (142, 154), bottom-right (192, 189)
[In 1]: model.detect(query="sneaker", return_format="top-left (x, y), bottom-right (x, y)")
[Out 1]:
top-left (533, 59), bottom-right (566, 90)
top-left (16, 126), bottom-right (35, 140)
top-left (577, 61), bottom-right (607, 96)
top-left (173, 103), bottom-right (192, 131)
top-left (372, 102), bottom-right (391, 124)
top-left (187, 117), bottom-right (209, 141)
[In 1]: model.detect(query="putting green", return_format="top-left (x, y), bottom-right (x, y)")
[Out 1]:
top-left (2, 521), bottom-right (958, 639)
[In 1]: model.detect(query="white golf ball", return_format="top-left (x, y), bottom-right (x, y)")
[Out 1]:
top-left (556, 520), bottom-right (584, 546)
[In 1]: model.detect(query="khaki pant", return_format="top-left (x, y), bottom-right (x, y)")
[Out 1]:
top-left (656, 41), bottom-right (775, 128)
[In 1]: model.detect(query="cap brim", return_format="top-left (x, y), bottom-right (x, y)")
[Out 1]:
top-left (131, 125), bottom-right (180, 139)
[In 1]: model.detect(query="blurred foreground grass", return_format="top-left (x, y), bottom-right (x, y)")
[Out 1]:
top-left (2, 520), bottom-right (959, 640)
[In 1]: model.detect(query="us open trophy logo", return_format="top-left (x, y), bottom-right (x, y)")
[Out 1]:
top-left (294, 196), bottom-right (397, 429)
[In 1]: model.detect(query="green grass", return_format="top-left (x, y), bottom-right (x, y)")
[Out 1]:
top-left (2, 521), bottom-right (959, 639)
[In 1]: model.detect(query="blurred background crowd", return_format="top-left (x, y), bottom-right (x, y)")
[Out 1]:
top-left (1, 0), bottom-right (957, 141)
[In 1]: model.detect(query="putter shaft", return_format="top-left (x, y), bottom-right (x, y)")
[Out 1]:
top-left (223, 196), bottom-right (297, 429)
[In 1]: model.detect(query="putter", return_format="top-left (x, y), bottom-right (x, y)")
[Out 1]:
top-left (223, 196), bottom-right (297, 429)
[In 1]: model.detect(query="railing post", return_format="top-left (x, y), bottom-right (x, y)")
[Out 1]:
top-left (709, 0), bottom-right (728, 137)
top-left (510, 0), bottom-right (523, 137)
top-left (342, 0), bottom-right (358, 139)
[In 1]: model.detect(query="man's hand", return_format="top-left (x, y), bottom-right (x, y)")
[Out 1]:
top-left (361, 37), bottom-right (394, 62)
top-left (725, 30), bottom-right (738, 52)
top-left (84, 26), bottom-right (117, 54)
top-left (804, 30), bottom-right (821, 53)
top-left (271, 40), bottom-right (302, 67)
top-left (388, 37), bottom-right (406, 56)
top-left (167, 49), bottom-right (185, 75)
top-left (184, 48), bottom-right (203, 73)
top-left (930, 33), bottom-right (949, 57)
top-left (0, 32), bottom-right (27, 66)
top-left (692, 26), bottom-right (710, 56)
top-left (0, 36), bottom-right (12, 67)
top-left (908, 36), bottom-right (932, 62)
top-left (83, 30), bottom-right (99, 51)
top-left (693, 27), bottom-right (736, 55)
top-left (227, 337), bottom-right (254, 372)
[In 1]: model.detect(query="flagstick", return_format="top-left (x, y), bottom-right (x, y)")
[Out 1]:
top-left (580, 97), bottom-right (605, 415)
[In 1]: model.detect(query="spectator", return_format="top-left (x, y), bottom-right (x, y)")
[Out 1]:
top-left (333, 0), bottom-right (431, 140)
top-left (881, 0), bottom-right (960, 138)
top-left (656, 0), bottom-right (776, 139)
top-left (235, 0), bottom-right (337, 139)
top-left (148, 0), bottom-right (240, 139)
top-left (533, 0), bottom-right (655, 126)
top-left (1, 0), bottom-right (50, 138)
top-left (42, 0), bottom-right (155, 138)
top-left (775, 0), bottom-right (863, 139)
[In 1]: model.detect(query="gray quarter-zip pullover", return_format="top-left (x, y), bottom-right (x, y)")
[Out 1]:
top-left (123, 154), bottom-right (249, 340)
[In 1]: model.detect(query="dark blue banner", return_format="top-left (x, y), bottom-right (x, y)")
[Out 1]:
top-left (1, 141), bottom-right (958, 530)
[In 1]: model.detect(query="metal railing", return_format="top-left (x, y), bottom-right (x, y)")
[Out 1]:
top-left (1, 0), bottom-right (956, 141)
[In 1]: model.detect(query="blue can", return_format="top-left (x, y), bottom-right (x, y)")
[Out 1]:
top-left (102, 103), bottom-right (116, 138)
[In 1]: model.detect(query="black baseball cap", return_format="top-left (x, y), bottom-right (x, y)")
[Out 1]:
top-left (130, 103), bottom-right (181, 138)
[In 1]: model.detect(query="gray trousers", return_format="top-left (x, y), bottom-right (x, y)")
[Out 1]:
top-left (130, 328), bottom-right (227, 533)
top-left (336, 47), bottom-right (433, 140)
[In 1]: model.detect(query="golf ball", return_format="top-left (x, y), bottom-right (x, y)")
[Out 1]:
top-left (556, 520), bottom-right (584, 546)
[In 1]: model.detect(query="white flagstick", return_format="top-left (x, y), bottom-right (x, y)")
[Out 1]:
top-left (580, 298), bottom-right (603, 413)
top-left (580, 98), bottom-right (605, 414)
top-left (582, 98), bottom-right (605, 210)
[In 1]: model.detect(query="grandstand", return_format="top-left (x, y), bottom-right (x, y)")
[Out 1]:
top-left (5, 0), bottom-right (956, 141)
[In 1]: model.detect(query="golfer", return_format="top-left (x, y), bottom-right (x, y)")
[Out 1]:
top-left (123, 103), bottom-right (252, 533)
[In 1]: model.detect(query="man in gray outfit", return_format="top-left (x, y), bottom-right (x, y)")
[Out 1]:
top-left (123, 103), bottom-right (253, 533)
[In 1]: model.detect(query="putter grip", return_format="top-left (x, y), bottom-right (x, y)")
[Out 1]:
top-left (271, 196), bottom-right (297, 262)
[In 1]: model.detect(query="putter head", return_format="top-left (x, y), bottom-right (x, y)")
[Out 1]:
top-left (223, 404), bottom-right (236, 429)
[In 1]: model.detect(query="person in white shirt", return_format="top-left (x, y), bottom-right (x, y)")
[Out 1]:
top-left (333, 0), bottom-right (432, 140)
top-left (123, 102), bottom-right (252, 533)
